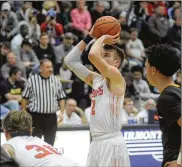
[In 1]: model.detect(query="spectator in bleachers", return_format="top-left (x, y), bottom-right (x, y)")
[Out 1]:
top-left (167, 15), bottom-right (181, 50)
top-left (28, 8), bottom-right (41, 46)
top-left (59, 58), bottom-right (73, 95)
top-left (148, 5), bottom-right (169, 44)
top-left (132, 1), bottom-right (150, 33)
top-left (33, 33), bottom-right (56, 67)
top-left (40, 9), bottom-right (64, 45)
top-left (18, 39), bottom-right (39, 75)
top-left (122, 98), bottom-right (138, 125)
top-left (111, 1), bottom-right (131, 13)
top-left (59, 59), bottom-right (72, 82)
top-left (147, 1), bottom-right (168, 17)
top-left (168, 1), bottom-right (181, 19)
top-left (0, 67), bottom-right (24, 111)
top-left (90, 1), bottom-right (107, 24)
top-left (126, 28), bottom-right (145, 67)
top-left (61, 98), bottom-right (83, 125)
top-left (58, 1), bottom-right (72, 31)
top-left (70, 0), bottom-right (92, 39)
top-left (1, 52), bottom-right (27, 79)
top-left (54, 32), bottom-right (74, 71)
top-left (117, 31), bottom-right (130, 53)
top-left (11, 24), bottom-right (29, 56)
top-left (169, 7), bottom-right (181, 28)
top-left (1, 2), bottom-right (18, 40)
top-left (130, 65), bottom-right (159, 110)
top-left (136, 99), bottom-right (156, 124)
top-left (118, 11), bottom-right (128, 31)
top-left (110, 1), bottom-right (130, 18)
top-left (0, 41), bottom-right (11, 64)
top-left (16, 1), bottom-right (32, 22)
top-left (11, 1), bottom-right (24, 12)
top-left (116, 31), bottom-right (130, 72)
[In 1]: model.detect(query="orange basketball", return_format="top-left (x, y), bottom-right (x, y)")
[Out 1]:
top-left (93, 16), bottom-right (121, 38)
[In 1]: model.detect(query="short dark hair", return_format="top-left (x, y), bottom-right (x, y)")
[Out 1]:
top-left (130, 28), bottom-right (138, 33)
top-left (9, 67), bottom-right (20, 76)
top-left (40, 32), bottom-right (48, 39)
top-left (1, 41), bottom-right (11, 50)
top-left (103, 44), bottom-right (125, 68)
top-left (131, 65), bottom-right (143, 74)
top-left (21, 39), bottom-right (33, 47)
top-left (120, 31), bottom-right (130, 40)
top-left (146, 44), bottom-right (181, 77)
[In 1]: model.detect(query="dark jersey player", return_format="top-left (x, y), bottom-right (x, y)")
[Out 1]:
top-left (145, 44), bottom-right (181, 167)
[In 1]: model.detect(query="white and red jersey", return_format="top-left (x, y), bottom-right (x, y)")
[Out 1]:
top-left (90, 75), bottom-right (125, 137)
top-left (6, 136), bottom-right (77, 167)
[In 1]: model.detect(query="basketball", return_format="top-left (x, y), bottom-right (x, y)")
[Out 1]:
top-left (93, 16), bottom-right (121, 38)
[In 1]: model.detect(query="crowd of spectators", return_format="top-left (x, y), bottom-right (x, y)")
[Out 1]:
top-left (0, 1), bottom-right (181, 125)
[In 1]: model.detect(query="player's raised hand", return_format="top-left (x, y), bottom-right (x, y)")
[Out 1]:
top-left (101, 33), bottom-right (120, 45)
top-left (89, 25), bottom-right (95, 38)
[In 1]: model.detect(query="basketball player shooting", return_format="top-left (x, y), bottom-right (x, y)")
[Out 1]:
top-left (64, 17), bottom-right (130, 167)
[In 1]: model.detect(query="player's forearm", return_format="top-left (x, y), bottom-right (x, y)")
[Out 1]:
top-left (64, 36), bottom-right (93, 81)
top-left (89, 37), bottom-right (104, 60)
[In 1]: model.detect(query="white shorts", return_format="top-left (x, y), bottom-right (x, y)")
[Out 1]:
top-left (86, 132), bottom-right (130, 167)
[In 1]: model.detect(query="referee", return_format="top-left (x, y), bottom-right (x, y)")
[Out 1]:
top-left (22, 59), bottom-right (66, 146)
top-left (145, 45), bottom-right (181, 167)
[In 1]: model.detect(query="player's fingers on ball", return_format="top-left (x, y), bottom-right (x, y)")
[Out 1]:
top-left (113, 33), bottom-right (120, 39)
top-left (112, 40), bottom-right (117, 44)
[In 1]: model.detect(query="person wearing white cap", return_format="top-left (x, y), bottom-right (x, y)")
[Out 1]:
top-left (1, 2), bottom-right (18, 39)
top-left (118, 11), bottom-right (128, 31)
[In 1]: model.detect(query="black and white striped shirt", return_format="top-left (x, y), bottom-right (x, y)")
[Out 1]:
top-left (22, 74), bottom-right (66, 114)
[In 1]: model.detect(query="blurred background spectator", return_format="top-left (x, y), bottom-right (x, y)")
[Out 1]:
top-left (33, 33), bottom-right (56, 68)
top-left (41, 8), bottom-right (64, 45)
top-left (16, 1), bottom-right (32, 22)
top-left (1, 2), bottom-right (18, 41)
top-left (18, 39), bottom-right (39, 76)
top-left (126, 28), bottom-right (145, 67)
top-left (60, 98), bottom-right (85, 125)
top-left (90, 1), bottom-right (109, 24)
top-left (70, 0), bottom-right (92, 40)
top-left (11, 24), bottom-right (29, 55)
top-left (136, 99), bottom-right (156, 124)
top-left (0, 67), bottom-right (24, 112)
top-left (1, 51), bottom-right (27, 79)
top-left (148, 5), bottom-right (169, 44)
top-left (122, 98), bottom-right (138, 125)
top-left (54, 32), bottom-right (74, 73)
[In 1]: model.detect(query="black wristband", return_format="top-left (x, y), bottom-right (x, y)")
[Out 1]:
top-left (83, 34), bottom-right (93, 44)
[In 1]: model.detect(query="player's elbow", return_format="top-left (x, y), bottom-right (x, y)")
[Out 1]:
top-left (88, 52), bottom-right (97, 62)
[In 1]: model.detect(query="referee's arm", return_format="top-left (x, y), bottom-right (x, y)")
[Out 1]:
top-left (21, 79), bottom-right (31, 111)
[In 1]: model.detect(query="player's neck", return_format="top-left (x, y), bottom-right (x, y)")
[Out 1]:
top-left (155, 77), bottom-right (174, 93)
